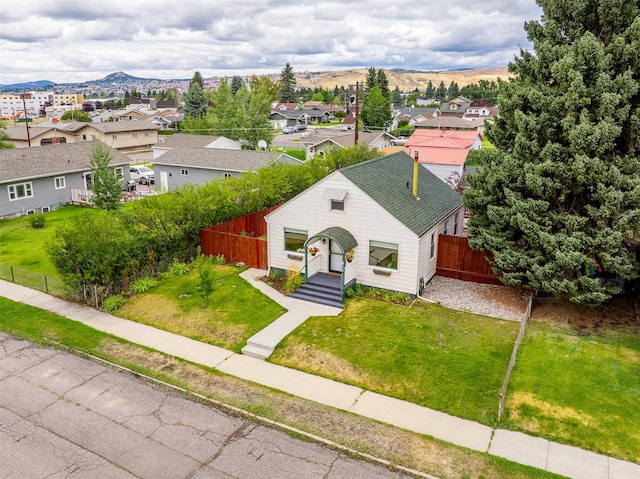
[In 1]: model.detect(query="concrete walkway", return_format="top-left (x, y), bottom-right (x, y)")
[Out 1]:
top-left (1, 276), bottom-right (638, 479)
top-left (239, 269), bottom-right (342, 359)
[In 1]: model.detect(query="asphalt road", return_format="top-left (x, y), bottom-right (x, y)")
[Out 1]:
top-left (0, 333), bottom-right (411, 479)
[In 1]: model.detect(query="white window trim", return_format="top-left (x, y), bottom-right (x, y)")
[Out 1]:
top-left (114, 167), bottom-right (124, 179)
top-left (181, 168), bottom-right (188, 176)
top-left (54, 176), bottom-right (66, 189)
top-left (7, 182), bottom-right (33, 201)
top-left (284, 227), bottom-right (308, 254)
top-left (368, 240), bottom-right (399, 271)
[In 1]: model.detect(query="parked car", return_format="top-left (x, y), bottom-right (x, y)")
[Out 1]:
top-left (391, 136), bottom-right (407, 146)
top-left (282, 126), bottom-right (297, 134)
top-left (295, 123), bottom-right (307, 132)
top-left (130, 165), bottom-right (155, 184)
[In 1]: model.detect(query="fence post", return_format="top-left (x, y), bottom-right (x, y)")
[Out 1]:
top-left (10, 266), bottom-right (15, 283)
top-left (44, 275), bottom-right (49, 293)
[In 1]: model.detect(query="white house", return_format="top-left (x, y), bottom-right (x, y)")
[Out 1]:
top-left (265, 151), bottom-right (465, 306)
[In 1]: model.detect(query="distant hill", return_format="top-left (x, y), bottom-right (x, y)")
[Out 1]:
top-left (295, 67), bottom-right (510, 91)
top-left (0, 80), bottom-right (55, 91)
top-left (96, 71), bottom-right (146, 83)
top-left (0, 67), bottom-right (511, 93)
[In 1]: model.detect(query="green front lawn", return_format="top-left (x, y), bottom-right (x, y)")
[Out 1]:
top-left (269, 297), bottom-right (520, 424)
top-left (504, 320), bottom-right (640, 462)
top-left (114, 265), bottom-right (286, 352)
top-left (0, 205), bottom-right (100, 276)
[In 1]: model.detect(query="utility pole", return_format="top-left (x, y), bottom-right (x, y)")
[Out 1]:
top-left (354, 82), bottom-right (359, 146)
top-left (20, 94), bottom-right (31, 147)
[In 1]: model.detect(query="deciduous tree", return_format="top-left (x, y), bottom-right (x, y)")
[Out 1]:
top-left (463, 0), bottom-right (640, 305)
top-left (88, 142), bottom-right (122, 211)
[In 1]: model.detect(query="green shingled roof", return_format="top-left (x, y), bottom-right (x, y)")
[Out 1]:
top-left (308, 226), bottom-right (358, 252)
top-left (340, 151), bottom-right (463, 237)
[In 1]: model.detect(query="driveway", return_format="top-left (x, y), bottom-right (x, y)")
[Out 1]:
top-left (0, 333), bottom-right (411, 479)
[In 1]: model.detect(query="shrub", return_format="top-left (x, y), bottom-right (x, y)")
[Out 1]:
top-left (168, 259), bottom-right (190, 276)
top-left (102, 294), bottom-right (125, 312)
top-left (28, 213), bottom-right (46, 229)
top-left (129, 277), bottom-right (158, 294)
top-left (283, 270), bottom-right (303, 294)
top-left (198, 266), bottom-right (214, 305)
top-left (212, 254), bottom-right (227, 265)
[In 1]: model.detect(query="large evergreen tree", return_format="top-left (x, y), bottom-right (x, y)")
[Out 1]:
top-left (184, 71), bottom-right (208, 118)
top-left (277, 63), bottom-right (297, 103)
top-left (463, 0), bottom-right (640, 305)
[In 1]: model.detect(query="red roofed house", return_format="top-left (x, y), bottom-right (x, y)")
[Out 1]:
top-left (404, 130), bottom-right (482, 186)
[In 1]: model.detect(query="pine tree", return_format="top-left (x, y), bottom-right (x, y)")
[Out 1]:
top-left (277, 63), bottom-right (297, 103)
top-left (364, 67), bottom-right (378, 96)
top-left (377, 69), bottom-right (390, 99)
top-left (184, 71), bottom-right (208, 118)
top-left (425, 81), bottom-right (435, 99)
top-left (391, 86), bottom-right (403, 106)
top-left (447, 81), bottom-right (459, 98)
top-left (361, 86), bottom-right (392, 129)
top-left (435, 81), bottom-right (448, 101)
top-left (231, 75), bottom-right (244, 95)
top-left (463, 0), bottom-right (640, 305)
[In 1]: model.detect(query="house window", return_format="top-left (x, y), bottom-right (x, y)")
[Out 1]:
top-left (181, 169), bottom-right (188, 176)
top-left (369, 240), bottom-right (398, 270)
top-left (8, 182), bottom-right (33, 201)
top-left (454, 213), bottom-right (459, 235)
top-left (114, 167), bottom-right (124, 179)
top-left (91, 135), bottom-right (97, 140)
top-left (443, 221), bottom-right (448, 236)
top-left (430, 233), bottom-right (435, 259)
top-left (224, 173), bottom-right (232, 178)
top-left (82, 134), bottom-right (87, 140)
top-left (132, 132), bottom-right (138, 138)
top-left (284, 228), bottom-right (308, 253)
top-left (54, 176), bottom-right (66, 189)
top-left (41, 206), bottom-right (50, 213)
top-left (112, 134), bottom-right (118, 140)
top-left (144, 132), bottom-right (149, 137)
top-left (331, 199), bottom-right (344, 211)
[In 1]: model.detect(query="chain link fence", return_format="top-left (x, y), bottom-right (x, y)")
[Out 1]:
top-left (0, 264), bottom-right (70, 298)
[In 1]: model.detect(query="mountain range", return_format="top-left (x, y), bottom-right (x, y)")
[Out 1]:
top-left (0, 68), bottom-right (510, 92)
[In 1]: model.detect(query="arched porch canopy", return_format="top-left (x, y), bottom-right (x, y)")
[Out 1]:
top-left (304, 226), bottom-right (357, 254)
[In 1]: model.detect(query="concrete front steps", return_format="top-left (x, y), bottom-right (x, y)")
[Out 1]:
top-left (288, 273), bottom-right (345, 309)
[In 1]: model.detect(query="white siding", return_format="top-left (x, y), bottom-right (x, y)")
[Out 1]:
top-left (417, 226), bottom-right (439, 289)
top-left (267, 172), bottom-right (421, 294)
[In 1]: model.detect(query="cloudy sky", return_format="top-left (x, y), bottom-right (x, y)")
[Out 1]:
top-left (1, 0), bottom-right (543, 85)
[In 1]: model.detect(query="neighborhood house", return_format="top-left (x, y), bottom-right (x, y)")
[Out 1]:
top-left (265, 151), bottom-right (465, 304)
top-left (0, 141), bottom-right (131, 218)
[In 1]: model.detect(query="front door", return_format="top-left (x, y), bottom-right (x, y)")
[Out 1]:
top-left (329, 240), bottom-right (343, 273)
top-left (159, 170), bottom-right (169, 192)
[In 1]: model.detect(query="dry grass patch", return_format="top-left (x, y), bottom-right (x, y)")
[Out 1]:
top-left (509, 391), bottom-right (594, 430)
top-left (117, 294), bottom-right (249, 347)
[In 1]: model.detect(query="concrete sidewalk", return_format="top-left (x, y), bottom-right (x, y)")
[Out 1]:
top-left (1, 277), bottom-right (638, 479)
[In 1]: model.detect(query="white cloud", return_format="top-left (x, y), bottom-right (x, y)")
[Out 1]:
top-left (0, 0), bottom-right (542, 84)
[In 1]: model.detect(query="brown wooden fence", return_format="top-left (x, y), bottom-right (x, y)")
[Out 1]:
top-left (199, 206), bottom-right (280, 269)
top-left (436, 234), bottom-right (503, 286)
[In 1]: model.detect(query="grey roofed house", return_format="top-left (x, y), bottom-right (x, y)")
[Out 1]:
top-left (0, 140), bottom-right (131, 218)
top-left (152, 147), bottom-right (302, 191)
top-left (305, 131), bottom-right (395, 160)
top-left (413, 116), bottom-right (482, 130)
top-left (151, 133), bottom-right (242, 159)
